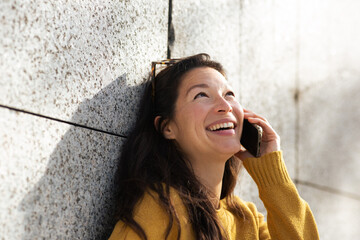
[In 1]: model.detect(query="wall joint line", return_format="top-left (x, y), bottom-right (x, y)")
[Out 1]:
top-left (0, 104), bottom-right (127, 138)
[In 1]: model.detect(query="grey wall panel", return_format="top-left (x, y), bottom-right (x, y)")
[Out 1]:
top-left (298, 185), bottom-right (360, 239)
top-left (238, 0), bottom-right (298, 179)
top-left (0, 107), bottom-right (124, 239)
top-left (299, 76), bottom-right (360, 195)
top-left (297, 1), bottom-right (360, 238)
top-left (0, 0), bottom-right (168, 135)
top-left (298, 0), bottom-right (360, 197)
top-left (171, 0), bottom-right (241, 92)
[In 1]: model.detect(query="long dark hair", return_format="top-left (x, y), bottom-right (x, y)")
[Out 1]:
top-left (114, 53), bottom-right (244, 240)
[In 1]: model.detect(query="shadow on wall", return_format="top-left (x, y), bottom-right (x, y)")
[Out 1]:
top-left (19, 74), bottom-right (145, 239)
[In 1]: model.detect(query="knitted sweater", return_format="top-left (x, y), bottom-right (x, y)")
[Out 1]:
top-left (109, 151), bottom-right (319, 239)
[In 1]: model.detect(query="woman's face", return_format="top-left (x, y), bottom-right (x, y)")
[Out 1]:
top-left (165, 67), bottom-right (244, 162)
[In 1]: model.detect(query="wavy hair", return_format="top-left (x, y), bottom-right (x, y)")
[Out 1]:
top-left (114, 53), bottom-right (244, 240)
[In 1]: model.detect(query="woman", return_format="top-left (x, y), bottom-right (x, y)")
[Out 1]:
top-left (109, 54), bottom-right (319, 240)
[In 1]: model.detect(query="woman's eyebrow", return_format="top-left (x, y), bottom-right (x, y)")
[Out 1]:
top-left (186, 83), bottom-right (209, 96)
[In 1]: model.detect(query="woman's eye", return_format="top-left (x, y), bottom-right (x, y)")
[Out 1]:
top-left (194, 92), bottom-right (208, 99)
top-left (225, 91), bottom-right (235, 97)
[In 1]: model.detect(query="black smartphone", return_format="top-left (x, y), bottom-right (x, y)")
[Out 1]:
top-left (240, 119), bottom-right (262, 157)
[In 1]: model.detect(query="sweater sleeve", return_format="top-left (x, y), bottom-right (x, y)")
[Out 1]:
top-left (242, 151), bottom-right (319, 240)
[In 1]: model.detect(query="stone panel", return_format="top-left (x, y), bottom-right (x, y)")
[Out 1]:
top-left (235, 0), bottom-right (299, 214)
top-left (298, 75), bottom-right (360, 195)
top-left (0, 107), bottom-right (123, 239)
top-left (238, 0), bottom-right (298, 177)
top-left (0, 0), bottom-right (168, 136)
top-left (298, 0), bottom-right (360, 195)
top-left (298, 184), bottom-right (360, 239)
top-left (299, 0), bottom-right (360, 89)
top-left (171, 0), bottom-right (241, 91)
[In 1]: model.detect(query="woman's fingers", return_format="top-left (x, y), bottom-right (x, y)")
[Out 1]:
top-left (247, 117), bottom-right (274, 136)
top-left (243, 109), bottom-right (268, 123)
top-left (243, 109), bottom-right (278, 138)
top-left (241, 109), bottom-right (281, 156)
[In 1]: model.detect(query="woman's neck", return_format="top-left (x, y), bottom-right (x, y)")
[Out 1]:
top-left (190, 155), bottom-right (227, 208)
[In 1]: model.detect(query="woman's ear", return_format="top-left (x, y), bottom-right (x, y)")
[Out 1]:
top-left (154, 116), bottom-right (176, 140)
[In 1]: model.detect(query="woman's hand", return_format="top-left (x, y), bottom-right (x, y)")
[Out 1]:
top-left (235, 109), bottom-right (281, 160)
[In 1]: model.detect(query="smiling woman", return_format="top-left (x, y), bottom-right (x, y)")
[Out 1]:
top-left (108, 54), bottom-right (319, 240)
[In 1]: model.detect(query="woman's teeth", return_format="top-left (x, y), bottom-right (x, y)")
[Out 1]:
top-left (208, 122), bottom-right (234, 131)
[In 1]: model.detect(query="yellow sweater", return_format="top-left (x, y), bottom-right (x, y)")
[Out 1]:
top-left (109, 151), bottom-right (319, 239)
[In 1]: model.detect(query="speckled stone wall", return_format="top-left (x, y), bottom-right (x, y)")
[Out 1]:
top-left (297, 0), bottom-right (360, 238)
top-left (0, 0), bottom-right (168, 135)
top-left (0, 1), bottom-right (168, 239)
top-left (235, 0), bottom-right (299, 214)
top-left (0, 107), bottom-right (123, 239)
top-left (1, 0), bottom-right (360, 239)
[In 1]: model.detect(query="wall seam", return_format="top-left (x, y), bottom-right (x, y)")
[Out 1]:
top-left (295, 179), bottom-right (360, 202)
top-left (0, 104), bottom-right (127, 138)
top-left (294, 0), bottom-right (301, 186)
top-left (167, 0), bottom-right (174, 59)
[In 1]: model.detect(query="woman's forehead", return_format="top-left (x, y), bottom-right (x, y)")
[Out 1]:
top-left (180, 67), bottom-right (231, 90)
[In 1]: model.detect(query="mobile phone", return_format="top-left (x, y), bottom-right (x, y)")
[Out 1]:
top-left (240, 119), bottom-right (262, 157)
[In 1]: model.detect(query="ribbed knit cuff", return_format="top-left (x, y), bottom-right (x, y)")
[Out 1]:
top-left (242, 151), bottom-right (292, 189)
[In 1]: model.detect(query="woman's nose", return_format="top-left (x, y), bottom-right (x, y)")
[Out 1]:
top-left (215, 97), bottom-right (233, 113)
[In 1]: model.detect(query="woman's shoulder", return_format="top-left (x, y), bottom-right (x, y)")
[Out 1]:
top-left (134, 186), bottom-right (188, 218)
top-left (109, 186), bottom-right (192, 240)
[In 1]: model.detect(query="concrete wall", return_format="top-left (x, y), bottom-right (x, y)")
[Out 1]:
top-left (0, 1), bottom-right (168, 239)
top-left (1, 0), bottom-right (359, 239)
top-left (297, 1), bottom-right (360, 238)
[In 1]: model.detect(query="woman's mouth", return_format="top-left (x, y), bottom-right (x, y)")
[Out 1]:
top-left (207, 122), bottom-right (235, 131)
